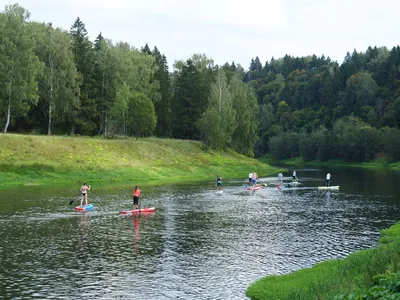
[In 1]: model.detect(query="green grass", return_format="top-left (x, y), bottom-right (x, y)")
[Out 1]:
top-left (246, 221), bottom-right (400, 300)
top-left (0, 134), bottom-right (279, 186)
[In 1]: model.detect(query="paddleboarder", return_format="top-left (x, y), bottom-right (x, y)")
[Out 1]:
top-left (133, 185), bottom-right (141, 209)
top-left (80, 182), bottom-right (91, 206)
top-left (277, 172), bottom-right (283, 186)
top-left (216, 175), bottom-right (222, 191)
top-left (326, 173), bottom-right (331, 187)
top-left (292, 170), bottom-right (297, 181)
top-left (251, 172), bottom-right (258, 187)
top-left (248, 171), bottom-right (253, 185)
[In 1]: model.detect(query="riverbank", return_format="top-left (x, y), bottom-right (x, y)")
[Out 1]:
top-left (0, 134), bottom-right (278, 187)
top-left (246, 220), bottom-right (400, 299)
top-left (260, 156), bottom-right (400, 170)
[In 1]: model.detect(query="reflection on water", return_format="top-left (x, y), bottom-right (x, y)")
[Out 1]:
top-left (1, 167), bottom-right (400, 299)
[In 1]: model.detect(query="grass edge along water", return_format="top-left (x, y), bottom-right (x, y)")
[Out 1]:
top-left (246, 221), bottom-right (400, 300)
top-left (0, 134), bottom-right (280, 187)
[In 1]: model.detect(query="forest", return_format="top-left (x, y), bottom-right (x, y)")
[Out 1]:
top-left (1, 3), bottom-right (400, 162)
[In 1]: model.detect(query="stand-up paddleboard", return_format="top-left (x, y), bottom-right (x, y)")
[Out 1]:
top-left (246, 186), bottom-right (261, 191)
top-left (120, 207), bottom-right (156, 215)
top-left (75, 204), bottom-right (94, 212)
top-left (215, 190), bottom-right (223, 195)
top-left (317, 186), bottom-right (339, 190)
top-left (288, 181), bottom-right (301, 187)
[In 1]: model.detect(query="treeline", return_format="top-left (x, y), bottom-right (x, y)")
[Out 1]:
top-left (247, 45), bottom-right (400, 162)
top-left (2, 4), bottom-right (400, 162)
top-left (0, 4), bottom-right (257, 156)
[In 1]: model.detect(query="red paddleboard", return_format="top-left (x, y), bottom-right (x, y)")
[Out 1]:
top-left (247, 186), bottom-right (261, 191)
top-left (120, 207), bottom-right (156, 215)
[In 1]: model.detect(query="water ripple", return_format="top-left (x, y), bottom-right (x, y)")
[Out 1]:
top-left (1, 182), bottom-right (400, 299)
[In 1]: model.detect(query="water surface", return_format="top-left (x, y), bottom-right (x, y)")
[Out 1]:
top-left (1, 167), bottom-right (400, 299)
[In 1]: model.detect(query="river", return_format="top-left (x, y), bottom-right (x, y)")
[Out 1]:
top-left (1, 166), bottom-right (400, 299)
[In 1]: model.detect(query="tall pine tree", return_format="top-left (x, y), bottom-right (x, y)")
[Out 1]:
top-left (153, 46), bottom-right (172, 137)
top-left (70, 17), bottom-right (96, 135)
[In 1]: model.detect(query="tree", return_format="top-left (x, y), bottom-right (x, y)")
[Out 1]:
top-left (197, 69), bottom-right (236, 150)
top-left (255, 102), bottom-right (274, 156)
top-left (381, 127), bottom-right (400, 161)
top-left (113, 42), bottom-right (160, 105)
top-left (31, 22), bottom-right (80, 135)
top-left (152, 47), bottom-right (172, 137)
top-left (276, 101), bottom-right (294, 131)
top-left (127, 92), bottom-right (156, 139)
top-left (70, 17), bottom-right (95, 135)
top-left (230, 76), bottom-right (259, 156)
top-left (93, 33), bottom-right (117, 136)
top-left (0, 4), bottom-right (40, 133)
top-left (343, 72), bottom-right (378, 116)
top-left (111, 82), bottom-right (131, 135)
top-left (172, 59), bottom-right (212, 139)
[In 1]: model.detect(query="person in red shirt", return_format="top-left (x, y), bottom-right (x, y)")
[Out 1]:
top-left (133, 185), bottom-right (141, 209)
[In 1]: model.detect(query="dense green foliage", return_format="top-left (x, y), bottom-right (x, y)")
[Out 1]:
top-left (248, 50), bottom-right (400, 162)
top-left (2, 3), bottom-right (400, 162)
top-left (333, 271), bottom-right (400, 300)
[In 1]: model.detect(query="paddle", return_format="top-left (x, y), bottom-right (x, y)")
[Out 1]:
top-left (69, 194), bottom-right (80, 206)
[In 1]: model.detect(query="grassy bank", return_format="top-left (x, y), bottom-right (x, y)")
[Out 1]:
top-left (246, 221), bottom-right (400, 300)
top-left (0, 134), bottom-right (278, 186)
top-left (260, 156), bottom-right (400, 170)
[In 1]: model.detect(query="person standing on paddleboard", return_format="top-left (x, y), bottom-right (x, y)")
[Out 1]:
top-left (292, 170), bottom-right (297, 182)
top-left (216, 175), bottom-right (222, 191)
top-left (277, 172), bottom-right (283, 186)
top-left (251, 172), bottom-right (258, 187)
top-left (80, 182), bottom-right (91, 206)
top-left (133, 185), bottom-right (141, 209)
top-left (326, 173), bottom-right (331, 187)
top-left (248, 171), bottom-right (253, 185)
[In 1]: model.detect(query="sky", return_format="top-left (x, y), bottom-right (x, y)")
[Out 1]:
top-left (4, 0), bottom-right (400, 70)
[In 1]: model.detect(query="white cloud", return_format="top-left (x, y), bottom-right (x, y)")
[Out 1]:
top-left (4, 0), bottom-right (400, 69)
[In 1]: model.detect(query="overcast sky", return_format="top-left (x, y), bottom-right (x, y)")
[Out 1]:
top-left (5, 0), bottom-right (400, 69)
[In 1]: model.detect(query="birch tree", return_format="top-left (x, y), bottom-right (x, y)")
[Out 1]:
top-left (197, 69), bottom-right (236, 150)
top-left (0, 4), bottom-right (40, 133)
top-left (31, 22), bottom-right (80, 135)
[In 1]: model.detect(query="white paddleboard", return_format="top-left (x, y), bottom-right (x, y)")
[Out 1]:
top-left (317, 186), bottom-right (339, 190)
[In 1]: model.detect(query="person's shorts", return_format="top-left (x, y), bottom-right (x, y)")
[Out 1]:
top-left (326, 179), bottom-right (330, 185)
top-left (133, 196), bottom-right (139, 205)
top-left (82, 193), bottom-right (87, 196)
top-left (217, 182), bottom-right (222, 187)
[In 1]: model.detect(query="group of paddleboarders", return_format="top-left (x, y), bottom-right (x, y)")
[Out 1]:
top-left (277, 171), bottom-right (332, 187)
top-left (248, 171), bottom-right (258, 186)
top-left (79, 171), bottom-right (333, 208)
top-left (79, 182), bottom-right (142, 209)
top-left (277, 170), bottom-right (298, 185)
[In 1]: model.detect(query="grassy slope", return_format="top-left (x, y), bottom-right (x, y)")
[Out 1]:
top-left (0, 134), bottom-right (279, 186)
top-left (246, 222), bottom-right (400, 300)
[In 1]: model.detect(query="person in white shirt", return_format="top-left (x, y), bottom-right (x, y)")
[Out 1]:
top-left (248, 172), bottom-right (253, 185)
top-left (326, 173), bottom-right (331, 187)
top-left (292, 170), bottom-right (297, 181)
top-left (277, 172), bottom-right (283, 185)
